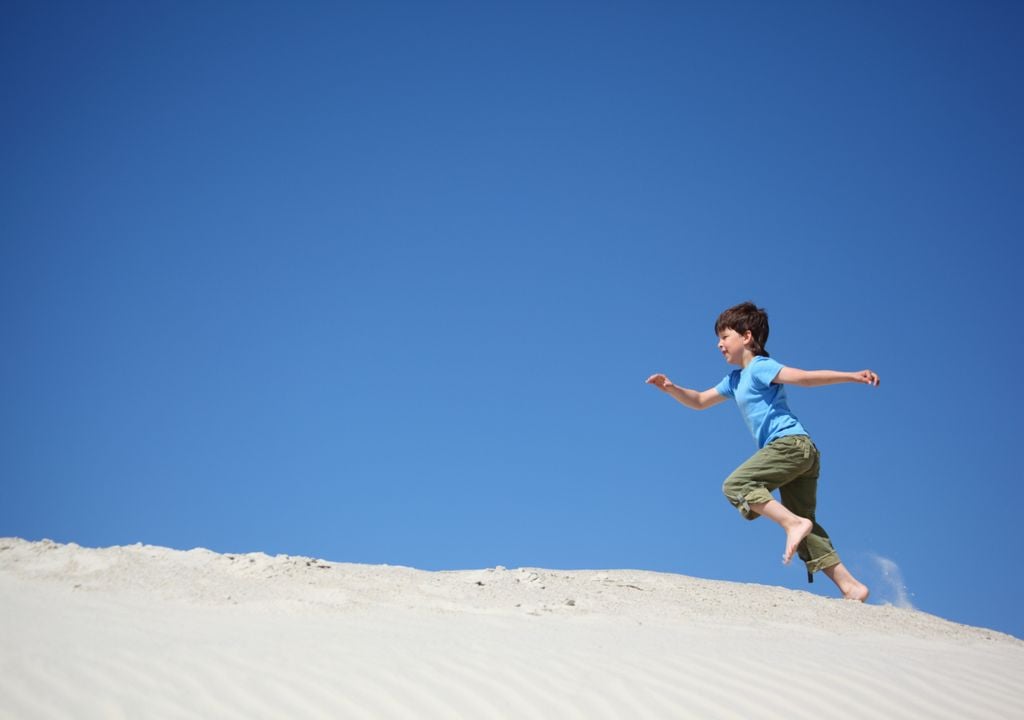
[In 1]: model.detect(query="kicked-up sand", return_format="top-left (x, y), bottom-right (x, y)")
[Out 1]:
top-left (1, 537), bottom-right (1021, 719)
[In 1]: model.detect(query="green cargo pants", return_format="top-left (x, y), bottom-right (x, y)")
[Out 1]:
top-left (721, 434), bottom-right (840, 576)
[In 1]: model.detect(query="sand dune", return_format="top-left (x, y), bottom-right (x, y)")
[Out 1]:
top-left (1, 538), bottom-right (1020, 719)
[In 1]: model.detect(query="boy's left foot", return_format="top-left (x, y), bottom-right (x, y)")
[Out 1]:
top-left (748, 500), bottom-right (814, 566)
top-left (782, 518), bottom-right (813, 565)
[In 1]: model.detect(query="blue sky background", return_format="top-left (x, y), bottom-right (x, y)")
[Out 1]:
top-left (3, 2), bottom-right (1021, 638)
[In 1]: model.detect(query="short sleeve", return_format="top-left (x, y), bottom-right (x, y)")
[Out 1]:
top-left (749, 357), bottom-right (783, 389)
top-left (715, 374), bottom-right (735, 398)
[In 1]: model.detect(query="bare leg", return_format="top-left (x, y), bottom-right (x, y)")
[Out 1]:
top-left (747, 499), bottom-right (813, 565)
top-left (823, 563), bottom-right (870, 602)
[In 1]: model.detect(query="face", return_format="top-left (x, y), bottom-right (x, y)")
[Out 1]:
top-left (717, 328), bottom-right (751, 366)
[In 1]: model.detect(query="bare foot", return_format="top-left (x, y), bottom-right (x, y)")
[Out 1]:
top-left (748, 501), bottom-right (814, 566)
top-left (823, 563), bottom-right (870, 602)
top-left (782, 517), bottom-right (813, 565)
top-left (842, 583), bottom-right (870, 602)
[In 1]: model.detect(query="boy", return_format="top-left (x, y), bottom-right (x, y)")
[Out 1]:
top-left (646, 301), bottom-right (877, 601)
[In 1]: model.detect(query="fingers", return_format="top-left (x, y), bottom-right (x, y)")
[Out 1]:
top-left (862, 370), bottom-right (880, 386)
top-left (646, 374), bottom-right (671, 390)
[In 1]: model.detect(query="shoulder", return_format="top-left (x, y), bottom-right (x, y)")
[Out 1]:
top-left (715, 369), bottom-right (741, 397)
top-left (750, 356), bottom-right (784, 387)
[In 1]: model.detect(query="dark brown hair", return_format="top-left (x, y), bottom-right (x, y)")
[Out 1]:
top-left (715, 301), bottom-right (770, 357)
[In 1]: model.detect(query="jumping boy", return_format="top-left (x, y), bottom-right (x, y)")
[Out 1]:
top-left (646, 301), bottom-right (876, 601)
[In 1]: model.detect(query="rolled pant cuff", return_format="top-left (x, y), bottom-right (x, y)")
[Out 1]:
top-left (732, 489), bottom-right (775, 520)
top-left (805, 551), bottom-right (840, 575)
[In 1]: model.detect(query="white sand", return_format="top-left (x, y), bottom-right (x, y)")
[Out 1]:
top-left (1, 538), bottom-right (1021, 719)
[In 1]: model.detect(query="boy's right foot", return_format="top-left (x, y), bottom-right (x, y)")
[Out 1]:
top-left (823, 563), bottom-right (870, 602)
top-left (843, 583), bottom-right (870, 602)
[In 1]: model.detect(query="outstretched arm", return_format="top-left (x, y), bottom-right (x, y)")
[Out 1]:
top-left (773, 367), bottom-right (880, 387)
top-left (646, 374), bottom-right (728, 410)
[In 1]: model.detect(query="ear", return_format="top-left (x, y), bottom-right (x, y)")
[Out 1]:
top-left (741, 330), bottom-right (754, 345)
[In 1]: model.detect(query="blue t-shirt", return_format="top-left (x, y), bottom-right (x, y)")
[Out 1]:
top-left (715, 356), bottom-right (807, 448)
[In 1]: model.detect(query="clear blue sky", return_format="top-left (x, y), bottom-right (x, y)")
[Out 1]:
top-left (3, 2), bottom-right (1021, 638)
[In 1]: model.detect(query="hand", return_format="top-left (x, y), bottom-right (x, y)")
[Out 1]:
top-left (852, 369), bottom-right (880, 386)
top-left (646, 373), bottom-right (674, 391)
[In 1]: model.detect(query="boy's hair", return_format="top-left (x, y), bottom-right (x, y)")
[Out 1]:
top-left (715, 302), bottom-right (770, 357)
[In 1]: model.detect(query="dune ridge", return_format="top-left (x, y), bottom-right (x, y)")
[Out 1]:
top-left (2, 538), bottom-right (1021, 719)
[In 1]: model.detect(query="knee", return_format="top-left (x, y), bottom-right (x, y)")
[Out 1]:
top-left (722, 475), bottom-right (741, 498)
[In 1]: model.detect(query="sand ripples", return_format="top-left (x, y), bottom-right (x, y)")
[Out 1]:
top-left (2, 538), bottom-right (1021, 719)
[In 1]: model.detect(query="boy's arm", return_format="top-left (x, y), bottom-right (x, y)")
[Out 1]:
top-left (646, 374), bottom-right (728, 410)
top-left (773, 367), bottom-right (880, 387)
